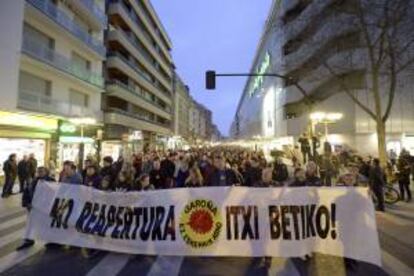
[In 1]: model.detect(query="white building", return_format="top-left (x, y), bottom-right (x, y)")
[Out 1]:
top-left (0, 0), bottom-right (106, 168)
top-left (231, 0), bottom-right (414, 156)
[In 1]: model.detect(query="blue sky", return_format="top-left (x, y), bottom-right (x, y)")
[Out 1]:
top-left (151, 0), bottom-right (273, 136)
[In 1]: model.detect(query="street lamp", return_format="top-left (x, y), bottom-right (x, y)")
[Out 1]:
top-left (310, 112), bottom-right (343, 141)
top-left (69, 117), bottom-right (97, 170)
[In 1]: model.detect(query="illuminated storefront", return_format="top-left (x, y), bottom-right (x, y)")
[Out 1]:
top-left (0, 111), bottom-right (58, 174)
top-left (57, 120), bottom-right (102, 167)
top-left (57, 136), bottom-right (97, 166)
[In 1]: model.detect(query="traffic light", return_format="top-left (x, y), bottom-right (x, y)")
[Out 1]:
top-left (206, 70), bottom-right (216, 90)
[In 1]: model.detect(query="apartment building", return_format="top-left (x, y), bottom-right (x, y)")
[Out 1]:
top-left (173, 75), bottom-right (191, 140)
top-left (0, 0), bottom-right (106, 168)
top-left (231, 0), bottom-right (414, 155)
top-left (103, 0), bottom-right (174, 153)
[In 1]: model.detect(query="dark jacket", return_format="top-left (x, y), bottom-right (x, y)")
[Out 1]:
top-left (100, 165), bottom-right (116, 182)
top-left (26, 158), bottom-right (37, 178)
top-left (256, 180), bottom-right (283, 187)
top-left (273, 163), bottom-right (289, 182)
top-left (176, 169), bottom-right (189, 188)
top-left (289, 179), bottom-right (308, 187)
top-left (208, 168), bottom-right (238, 186)
top-left (22, 176), bottom-right (55, 208)
top-left (83, 174), bottom-right (101, 189)
top-left (160, 159), bottom-right (175, 179)
top-left (244, 167), bottom-right (262, 187)
top-left (3, 159), bottom-right (17, 179)
top-left (17, 160), bottom-right (28, 178)
top-left (306, 175), bottom-right (322, 186)
top-left (397, 160), bottom-right (411, 184)
top-left (149, 169), bottom-right (165, 189)
top-left (369, 166), bottom-right (386, 189)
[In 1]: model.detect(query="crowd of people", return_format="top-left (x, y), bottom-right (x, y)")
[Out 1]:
top-left (1, 143), bottom-right (413, 254)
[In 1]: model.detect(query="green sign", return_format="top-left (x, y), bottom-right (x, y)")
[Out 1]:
top-left (60, 123), bottom-right (77, 133)
top-left (250, 52), bottom-right (271, 97)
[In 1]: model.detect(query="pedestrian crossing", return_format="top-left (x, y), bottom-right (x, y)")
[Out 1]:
top-left (0, 195), bottom-right (413, 275)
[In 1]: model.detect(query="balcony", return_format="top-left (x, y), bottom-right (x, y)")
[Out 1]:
top-left (106, 80), bottom-right (172, 117)
top-left (106, 52), bottom-right (171, 103)
top-left (66, 0), bottom-right (107, 29)
top-left (108, 28), bottom-right (172, 87)
top-left (109, 1), bottom-right (172, 64)
top-left (18, 90), bottom-right (101, 119)
top-left (22, 36), bottom-right (104, 88)
top-left (26, 0), bottom-right (106, 56)
top-left (104, 108), bottom-right (171, 135)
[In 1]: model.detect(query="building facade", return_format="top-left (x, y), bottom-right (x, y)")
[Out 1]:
top-left (173, 75), bottom-right (191, 140)
top-left (230, 0), bottom-right (414, 156)
top-left (172, 73), bottom-right (218, 148)
top-left (103, 0), bottom-right (174, 155)
top-left (0, 0), bottom-right (106, 170)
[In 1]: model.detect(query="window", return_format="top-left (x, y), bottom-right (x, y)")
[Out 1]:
top-left (19, 71), bottom-right (51, 97)
top-left (70, 89), bottom-right (89, 107)
top-left (23, 23), bottom-right (54, 49)
top-left (71, 52), bottom-right (91, 72)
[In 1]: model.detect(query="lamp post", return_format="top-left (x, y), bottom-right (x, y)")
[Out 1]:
top-left (309, 112), bottom-right (343, 142)
top-left (69, 117), bottom-right (97, 171)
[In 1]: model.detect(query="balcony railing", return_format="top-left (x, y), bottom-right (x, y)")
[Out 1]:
top-left (80, 0), bottom-right (107, 25)
top-left (26, 0), bottom-right (106, 56)
top-left (18, 90), bottom-right (101, 118)
top-left (22, 36), bottom-right (104, 88)
top-left (115, 28), bottom-right (171, 86)
top-left (109, 52), bottom-right (172, 99)
top-left (106, 80), bottom-right (171, 113)
top-left (105, 107), bottom-right (170, 128)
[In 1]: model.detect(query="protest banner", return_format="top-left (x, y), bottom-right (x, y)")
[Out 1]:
top-left (25, 181), bottom-right (381, 266)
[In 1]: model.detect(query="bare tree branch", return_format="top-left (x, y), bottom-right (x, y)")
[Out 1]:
top-left (323, 62), bottom-right (377, 120)
top-left (382, 33), bottom-right (397, 122)
top-left (396, 56), bottom-right (414, 73)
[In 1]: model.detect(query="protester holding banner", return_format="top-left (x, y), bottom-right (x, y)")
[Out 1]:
top-left (60, 161), bottom-right (82, 185)
top-left (83, 165), bottom-right (101, 189)
top-left (18, 166), bottom-right (55, 251)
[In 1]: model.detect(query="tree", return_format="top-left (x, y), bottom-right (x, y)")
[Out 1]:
top-left (320, 0), bottom-right (414, 165)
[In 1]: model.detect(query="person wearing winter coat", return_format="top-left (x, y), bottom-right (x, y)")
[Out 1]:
top-left (272, 158), bottom-right (289, 185)
top-left (207, 155), bottom-right (239, 186)
top-left (17, 155), bottom-right (29, 193)
top-left (2, 154), bottom-right (17, 198)
top-left (18, 167), bottom-right (55, 250)
top-left (83, 165), bottom-right (101, 189)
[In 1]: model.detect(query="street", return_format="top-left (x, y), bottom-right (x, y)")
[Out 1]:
top-left (0, 186), bottom-right (413, 276)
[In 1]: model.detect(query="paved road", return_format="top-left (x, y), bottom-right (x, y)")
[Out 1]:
top-left (0, 186), bottom-right (413, 275)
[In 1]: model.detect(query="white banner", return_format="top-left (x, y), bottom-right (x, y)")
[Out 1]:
top-left (25, 182), bottom-right (381, 266)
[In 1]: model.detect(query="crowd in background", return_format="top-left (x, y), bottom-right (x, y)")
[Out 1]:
top-left (1, 142), bottom-right (413, 253)
top-left (2, 144), bottom-right (413, 203)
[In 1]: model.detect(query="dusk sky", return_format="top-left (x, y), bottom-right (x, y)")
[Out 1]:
top-left (151, 0), bottom-right (273, 136)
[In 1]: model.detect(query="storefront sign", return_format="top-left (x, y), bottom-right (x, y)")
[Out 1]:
top-left (249, 52), bottom-right (271, 97)
top-left (25, 182), bottom-right (381, 267)
top-left (59, 136), bottom-right (94, 144)
top-left (60, 123), bottom-right (77, 133)
top-left (129, 130), bottom-right (143, 141)
top-left (0, 111), bottom-right (57, 131)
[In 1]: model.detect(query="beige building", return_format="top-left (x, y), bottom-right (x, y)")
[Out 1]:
top-left (173, 75), bottom-right (191, 140)
top-left (0, 0), bottom-right (106, 168)
top-left (103, 0), bottom-right (174, 153)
